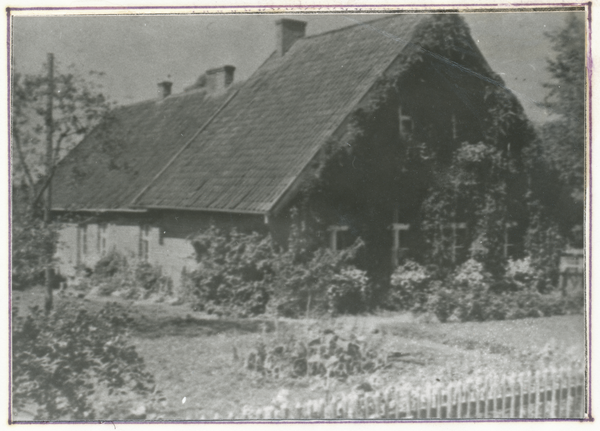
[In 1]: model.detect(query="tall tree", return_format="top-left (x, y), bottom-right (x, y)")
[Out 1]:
top-left (11, 60), bottom-right (112, 210)
top-left (11, 57), bottom-right (113, 311)
top-left (539, 13), bottom-right (586, 241)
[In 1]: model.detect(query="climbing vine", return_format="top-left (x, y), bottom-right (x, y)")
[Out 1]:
top-left (296, 14), bottom-right (546, 290)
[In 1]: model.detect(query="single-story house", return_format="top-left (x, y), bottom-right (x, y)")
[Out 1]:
top-left (52, 14), bottom-right (526, 290)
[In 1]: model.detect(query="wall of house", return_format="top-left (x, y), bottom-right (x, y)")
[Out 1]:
top-left (54, 210), bottom-right (266, 295)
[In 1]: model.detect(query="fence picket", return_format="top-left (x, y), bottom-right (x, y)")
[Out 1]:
top-left (565, 368), bottom-right (571, 418)
top-left (218, 363), bottom-right (584, 420)
top-left (509, 373), bottom-right (516, 418)
top-left (527, 370), bottom-right (534, 418)
top-left (467, 379), bottom-right (477, 417)
top-left (499, 374), bottom-right (506, 418)
top-left (549, 368), bottom-right (556, 418)
top-left (383, 388), bottom-right (390, 418)
top-left (425, 384), bottom-right (431, 418)
top-left (435, 383), bottom-right (442, 418)
top-left (416, 386), bottom-right (422, 419)
top-left (559, 368), bottom-right (565, 418)
top-left (458, 381), bottom-right (465, 419)
top-left (490, 375), bottom-right (497, 418)
top-left (534, 370), bottom-right (540, 418)
top-left (445, 383), bottom-right (452, 419)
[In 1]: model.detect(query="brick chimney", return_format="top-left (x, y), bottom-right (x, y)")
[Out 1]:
top-left (276, 19), bottom-right (307, 56)
top-left (157, 81), bottom-right (172, 99)
top-left (205, 65), bottom-right (235, 93)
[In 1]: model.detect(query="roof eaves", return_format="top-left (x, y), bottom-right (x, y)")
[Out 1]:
top-left (140, 205), bottom-right (266, 216)
top-left (52, 207), bottom-right (148, 213)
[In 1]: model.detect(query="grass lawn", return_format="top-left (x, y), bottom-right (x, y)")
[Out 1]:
top-left (12, 287), bottom-right (587, 420)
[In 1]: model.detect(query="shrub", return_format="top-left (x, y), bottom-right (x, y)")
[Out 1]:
top-left (244, 329), bottom-right (389, 380)
top-left (82, 252), bottom-right (172, 300)
top-left (12, 302), bottom-right (163, 420)
top-left (504, 257), bottom-right (542, 292)
top-left (422, 258), bottom-right (583, 323)
top-left (93, 250), bottom-right (127, 278)
top-left (389, 260), bottom-right (434, 312)
top-left (11, 216), bottom-right (57, 291)
top-left (327, 267), bottom-right (371, 315)
top-left (270, 239), bottom-right (365, 318)
top-left (426, 282), bottom-right (457, 323)
top-left (184, 227), bottom-right (275, 317)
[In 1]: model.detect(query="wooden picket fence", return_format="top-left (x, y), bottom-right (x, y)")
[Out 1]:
top-left (207, 364), bottom-right (586, 420)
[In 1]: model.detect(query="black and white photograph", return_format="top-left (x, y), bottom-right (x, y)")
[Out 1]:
top-left (8, 5), bottom-right (589, 422)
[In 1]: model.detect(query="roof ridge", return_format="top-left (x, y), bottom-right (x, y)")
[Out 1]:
top-left (302, 13), bottom-right (408, 40)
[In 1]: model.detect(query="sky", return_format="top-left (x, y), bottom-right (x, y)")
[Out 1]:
top-left (11, 10), bottom-right (585, 125)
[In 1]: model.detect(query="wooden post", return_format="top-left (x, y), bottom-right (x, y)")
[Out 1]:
top-left (475, 379), bottom-right (481, 418)
top-left (383, 388), bottom-right (391, 418)
top-left (489, 377), bottom-right (495, 418)
top-left (500, 375), bottom-right (506, 418)
top-left (457, 382), bottom-right (463, 419)
top-left (435, 384), bottom-right (442, 418)
top-left (416, 386), bottom-right (422, 419)
top-left (565, 367), bottom-right (572, 417)
top-left (556, 368), bottom-right (563, 418)
top-left (541, 369), bottom-right (547, 418)
top-left (447, 383), bottom-right (454, 419)
top-left (534, 370), bottom-right (540, 418)
top-left (44, 52), bottom-right (55, 314)
top-left (425, 384), bottom-right (431, 419)
top-left (509, 374), bottom-right (516, 418)
top-left (549, 368), bottom-right (556, 418)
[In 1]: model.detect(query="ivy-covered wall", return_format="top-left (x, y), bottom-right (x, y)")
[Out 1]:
top-left (288, 15), bottom-right (542, 291)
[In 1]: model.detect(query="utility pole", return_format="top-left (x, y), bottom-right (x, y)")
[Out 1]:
top-left (44, 53), bottom-right (54, 314)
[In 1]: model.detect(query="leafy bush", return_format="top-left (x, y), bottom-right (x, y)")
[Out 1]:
top-left (422, 258), bottom-right (583, 322)
top-left (327, 267), bottom-right (371, 315)
top-left (269, 237), bottom-right (366, 318)
top-left (389, 260), bottom-right (434, 312)
top-left (426, 282), bottom-right (457, 323)
top-left (93, 250), bottom-right (127, 278)
top-left (12, 302), bottom-right (163, 420)
top-left (505, 257), bottom-right (539, 290)
top-left (183, 227), bottom-right (275, 317)
top-left (12, 216), bottom-right (57, 291)
top-left (245, 329), bottom-right (389, 380)
top-left (82, 252), bottom-right (172, 300)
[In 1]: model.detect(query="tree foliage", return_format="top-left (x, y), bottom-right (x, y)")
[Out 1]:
top-left (538, 14), bottom-right (586, 238)
top-left (11, 62), bottom-right (113, 208)
top-left (12, 302), bottom-right (162, 420)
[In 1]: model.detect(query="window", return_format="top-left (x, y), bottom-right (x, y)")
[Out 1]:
top-left (97, 224), bottom-right (107, 255)
top-left (431, 222), bottom-right (467, 263)
top-left (139, 225), bottom-right (150, 261)
top-left (328, 226), bottom-right (351, 252)
top-left (451, 113), bottom-right (458, 141)
top-left (82, 225), bottom-right (88, 256)
top-left (503, 222), bottom-right (518, 258)
top-left (76, 224), bottom-right (88, 265)
top-left (391, 223), bottom-right (410, 267)
top-left (398, 105), bottom-right (413, 139)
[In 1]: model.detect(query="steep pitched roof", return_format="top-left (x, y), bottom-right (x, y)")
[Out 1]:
top-left (134, 14), bottom-right (429, 213)
top-left (53, 14), bottom-right (445, 214)
top-left (52, 87), bottom-right (235, 210)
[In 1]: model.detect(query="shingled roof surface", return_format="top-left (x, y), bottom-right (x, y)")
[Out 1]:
top-left (54, 14), bottom-right (429, 213)
top-left (52, 88), bottom-right (234, 210)
top-left (132, 14), bottom-right (431, 213)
